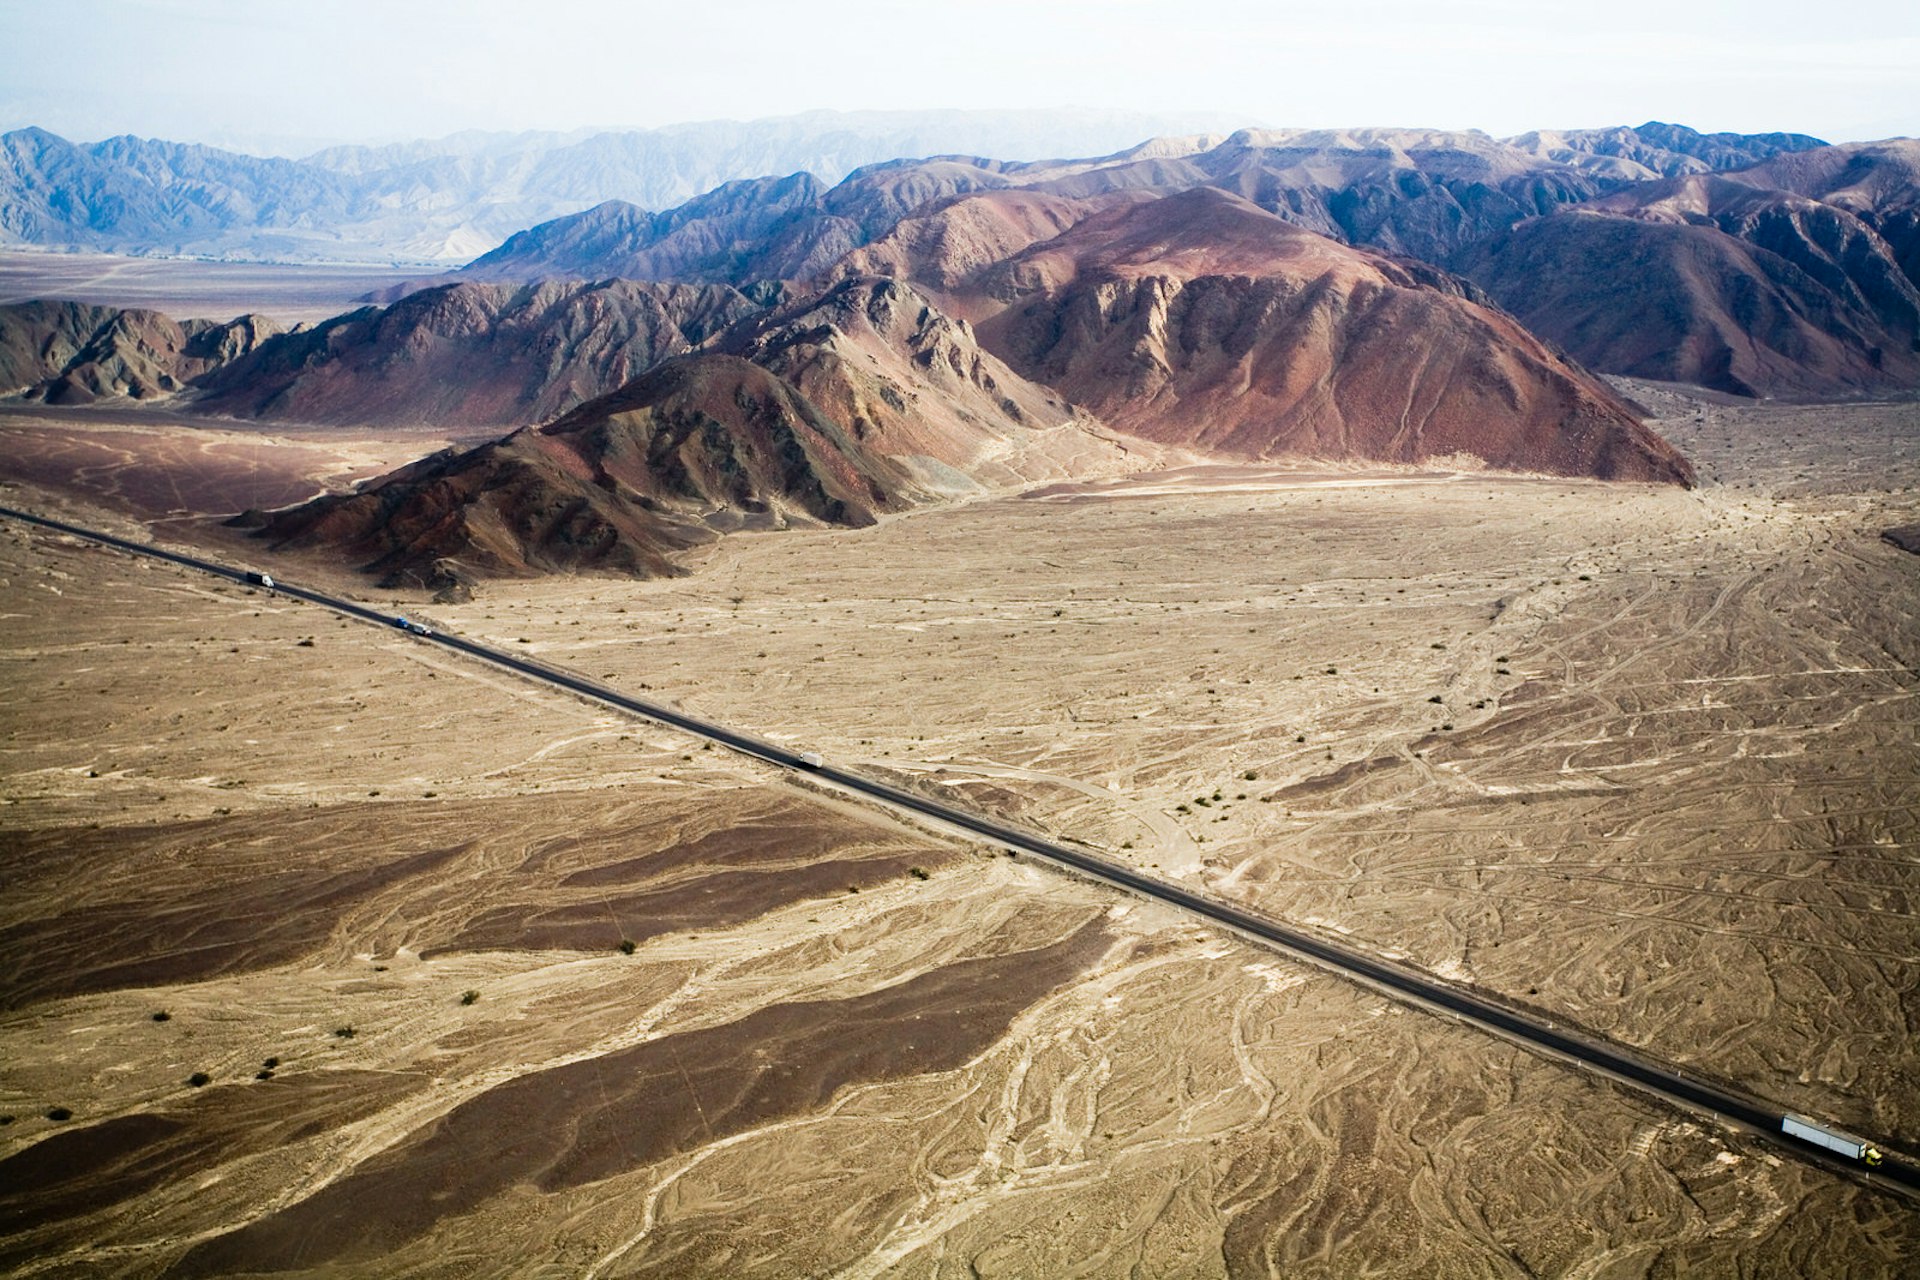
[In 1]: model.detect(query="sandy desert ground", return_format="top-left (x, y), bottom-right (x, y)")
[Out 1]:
top-left (0, 251), bottom-right (426, 324)
top-left (1, 385), bottom-right (1917, 1275)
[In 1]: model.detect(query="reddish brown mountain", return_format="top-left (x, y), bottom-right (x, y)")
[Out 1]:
top-left (247, 354), bottom-right (919, 585)
top-left (833, 189), bottom-right (1140, 296)
top-left (0, 300), bottom-right (278, 403)
top-left (716, 274), bottom-right (1142, 491)
top-left (1456, 164), bottom-right (1920, 397)
top-left (947, 188), bottom-right (1691, 482)
top-left (1457, 209), bottom-right (1920, 398)
top-left (245, 280), bottom-right (1141, 584)
top-left (192, 279), bottom-right (763, 428)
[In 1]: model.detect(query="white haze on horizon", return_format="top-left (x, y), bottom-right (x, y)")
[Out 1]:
top-left (0, 0), bottom-right (1913, 154)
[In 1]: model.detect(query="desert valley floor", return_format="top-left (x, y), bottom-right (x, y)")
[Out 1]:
top-left (1, 385), bottom-right (1917, 1276)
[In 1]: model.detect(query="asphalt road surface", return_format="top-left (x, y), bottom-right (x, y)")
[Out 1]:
top-left (4, 502), bottom-right (1913, 1200)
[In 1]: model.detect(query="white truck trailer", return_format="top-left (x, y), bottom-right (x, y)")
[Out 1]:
top-left (1782, 1115), bottom-right (1885, 1165)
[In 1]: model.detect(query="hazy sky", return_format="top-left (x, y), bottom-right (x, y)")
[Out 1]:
top-left (2, 0), bottom-right (1914, 153)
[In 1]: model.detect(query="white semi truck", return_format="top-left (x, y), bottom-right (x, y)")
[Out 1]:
top-left (1782, 1115), bottom-right (1885, 1166)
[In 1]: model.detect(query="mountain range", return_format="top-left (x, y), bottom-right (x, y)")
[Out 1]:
top-left (455, 126), bottom-right (1919, 399)
top-left (7, 116), bottom-right (1915, 583)
top-left (239, 275), bottom-right (1146, 586)
top-left (0, 111), bottom-right (1242, 264)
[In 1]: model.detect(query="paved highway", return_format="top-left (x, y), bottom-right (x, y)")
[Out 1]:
top-left (4, 502), bottom-right (1914, 1200)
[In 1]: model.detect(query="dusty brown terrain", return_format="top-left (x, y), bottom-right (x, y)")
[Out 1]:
top-left (423, 388), bottom-right (1919, 1132)
top-left (0, 405), bottom-right (442, 524)
top-left (1, 386), bottom-right (1917, 1274)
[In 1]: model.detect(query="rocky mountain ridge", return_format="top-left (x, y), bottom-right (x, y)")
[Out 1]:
top-left (0, 111), bottom-right (1241, 264)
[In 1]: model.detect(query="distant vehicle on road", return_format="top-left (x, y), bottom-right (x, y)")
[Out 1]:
top-left (393, 616), bottom-right (433, 637)
top-left (1783, 1115), bottom-right (1885, 1165)
top-left (797, 751), bottom-right (825, 769)
top-left (246, 572), bottom-right (274, 589)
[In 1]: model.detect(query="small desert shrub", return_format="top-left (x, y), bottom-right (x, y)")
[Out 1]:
top-left (187, 1072), bottom-right (211, 1088)
top-left (46, 1107), bottom-right (72, 1122)
top-left (263, 1057), bottom-right (279, 1069)
top-left (460, 990), bottom-right (480, 1006)
top-left (618, 939), bottom-right (637, 955)
top-left (333, 1027), bottom-right (355, 1039)
top-left (908, 866), bottom-right (930, 881)
top-left (151, 1010), bottom-right (171, 1022)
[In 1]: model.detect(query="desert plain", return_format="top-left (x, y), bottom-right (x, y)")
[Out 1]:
top-left (1, 384), bottom-right (1917, 1276)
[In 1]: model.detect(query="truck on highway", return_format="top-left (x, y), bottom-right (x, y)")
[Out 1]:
top-left (392, 616), bottom-right (433, 637)
top-left (797, 752), bottom-right (825, 769)
top-left (1782, 1115), bottom-right (1885, 1165)
top-left (246, 571), bottom-right (274, 589)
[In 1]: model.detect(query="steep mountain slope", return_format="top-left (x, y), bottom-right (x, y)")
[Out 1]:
top-left (0, 129), bottom-right (358, 254)
top-left (459, 156), bottom-right (1065, 287)
top-left (190, 279), bottom-right (764, 428)
top-left (1457, 212), bottom-right (1919, 397)
top-left (0, 300), bottom-right (280, 403)
top-left (717, 275), bottom-right (1143, 490)
top-left (833, 189), bottom-right (1147, 296)
top-left (1723, 140), bottom-right (1920, 288)
top-left (1456, 167), bottom-right (1920, 397)
top-left (460, 175), bottom-right (844, 286)
top-left (244, 278), bottom-right (1142, 582)
top-left (960, 188), bottom-right (1692, 482)
top-left (246, 354), bottom-right (919, 584)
